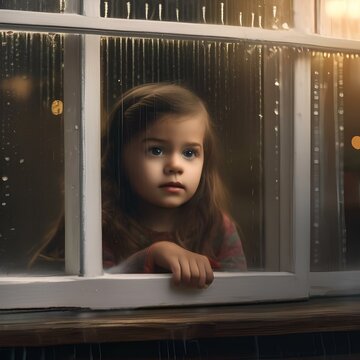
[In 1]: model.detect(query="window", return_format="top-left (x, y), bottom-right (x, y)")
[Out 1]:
top-left (0, 0), bottom-right (358, 309)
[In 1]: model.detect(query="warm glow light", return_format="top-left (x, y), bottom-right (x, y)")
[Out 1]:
top-left (325, 0), bottom-right (360, 19)
top-left (347, 0), bottom-right (360, 19)
top-left (326, 0), bottom-right (346, 17)
top-left (351, 136), bottom-right (360, 150)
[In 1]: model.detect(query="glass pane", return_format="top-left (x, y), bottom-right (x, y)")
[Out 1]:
top-left (0, 30), bottom-right (68, 275)
top-left (101, 36), bottom-right (294, 274)
top-left (317, 0), bottom-right (360, 40)
top-left (0, 0), bottom-right (80, 13)
top-left (311, 50), bottom-right (360, 271)
top-left (100, 0), bottom-right (293, 29)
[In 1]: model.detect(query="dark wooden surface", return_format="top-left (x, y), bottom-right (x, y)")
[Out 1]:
top-left (1, 296), bottom-right (360, 347)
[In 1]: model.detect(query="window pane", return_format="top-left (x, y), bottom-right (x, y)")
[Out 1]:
top-left (317, 0), bottom-right (360, 40)
top-left (0, 0), bottom-right (80, 13)
top-left (101, 36), bottom-right (294, 273)
top-left (0, 31), bottom-right (67, 275)
top-left (100, 0), bottom-right (293, 29)
top-left (311, 50), bottom-right (360, 271)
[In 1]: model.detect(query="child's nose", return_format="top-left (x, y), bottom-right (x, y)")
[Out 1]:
top-left (164, 154), bottom-right (184, 175)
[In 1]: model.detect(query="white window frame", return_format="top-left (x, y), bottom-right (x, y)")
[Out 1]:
top-left (0, 1), bottom-right (359, 310)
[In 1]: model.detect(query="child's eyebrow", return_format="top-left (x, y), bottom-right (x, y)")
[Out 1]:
top-left (142, 137), bottom-right (167, 143)
top-left (142, 138), bottom-right (202, 148)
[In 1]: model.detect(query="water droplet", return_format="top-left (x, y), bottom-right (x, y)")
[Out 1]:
top-left (313, 111), bottom-right (319, 116)
top-left (339, 92), bottom-right (344, 98)
top-left (2, 176), bottom-right (8, 182)
top-left (10, 228), bottom-right (15, 231)
top-left (4, 157), bottom-right (10, 161)
top-left (274, 80), bottom-right (280, 86)
top-left (314, 159), bottom-right (319, 164)
top-left (274, 126), bottom-right (279, 132)
top-left (1, 202), bottom-right (6, 206)
top-left (74, 125), bottom-right (79, 130)
top-left (5, 193), bottom-right (10, 197)
top-left (19, 159), bottom-right (24, 164)
top-left (338, 109), bottom-right (344, 115)
top-left (339, 125), bottom-right (344, 131)
top-left (314, 146), bottom-right (320, 152)
top-left (274, 109), bottom-right (279, 115)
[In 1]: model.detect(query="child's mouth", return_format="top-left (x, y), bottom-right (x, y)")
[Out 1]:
top-left (159, 182), bottom-right (185, 192)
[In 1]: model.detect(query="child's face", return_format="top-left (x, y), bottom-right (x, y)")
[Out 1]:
top-left (123, 112), bottom-right (206, 210)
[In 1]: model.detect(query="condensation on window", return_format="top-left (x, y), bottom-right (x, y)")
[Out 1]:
top-left (0, 31), bottom-right (65, 274)
top-left (100, 0), bottom-right (293, 29)
top-left (101, 36), bottom-right (296, 271)
top-left (311, 50), bottom-right (360, 271)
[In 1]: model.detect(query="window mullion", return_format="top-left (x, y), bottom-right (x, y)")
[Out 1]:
top-left (64, 35), bottom-right (82, 275)
top-left (80, 32), bottom-right (102, 277)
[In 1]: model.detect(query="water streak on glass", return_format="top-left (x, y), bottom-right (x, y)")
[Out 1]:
top-left (0, 0), bottom-right (79, 13)
top-left (311, 50), bottom-right (360, 271)
top-left (0, 30), bottom-right (65, 274)
top-left (99, 0), bottom-right (293, 29)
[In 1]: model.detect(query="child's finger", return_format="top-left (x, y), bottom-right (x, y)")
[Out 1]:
top-left (179, 257), bottom-right (191, 284)
top-left (196, 261), bottom-right (207, 288)
top-left (204, 259), bottom-right (214, 285)
top-left (189, 259), bottom-right (201, 288)
top-left (170, 260), bottom-right (182, 285)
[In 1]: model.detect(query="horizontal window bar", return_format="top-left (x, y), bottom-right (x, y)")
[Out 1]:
top-left (0, 9), bottom-right (360, 51)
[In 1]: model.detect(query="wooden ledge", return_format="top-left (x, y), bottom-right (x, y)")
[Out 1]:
top-left (1, 296), bottom-right (360, 347)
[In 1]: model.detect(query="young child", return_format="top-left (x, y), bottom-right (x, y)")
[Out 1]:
top-left (101, 83), bottom-right (246, 288)
top-left (31, 83), bottom-right (246, 288)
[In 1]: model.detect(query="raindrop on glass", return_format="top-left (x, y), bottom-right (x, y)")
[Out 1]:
top-left (4, 157), bottom-right (10, 161)
top-left (2, 176), bottom-right (8, 182)
top-left (274, 80), bottom-right (280, 87)
top-left (19, 159), bottom-right (24, 164)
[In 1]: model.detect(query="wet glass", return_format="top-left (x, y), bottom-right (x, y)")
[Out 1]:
top-left (100, 0), bottom-right (293, 29)
top-left (101, 36), bottom-right (295, 271)
top-left (311, 50), bottom-right (360, 271)
top-left (317, 0), bottom-right (360, 40)
top-left (0, 0), bottom-right (80, 13)
top-left (0, 30), bottom-right (67, 275)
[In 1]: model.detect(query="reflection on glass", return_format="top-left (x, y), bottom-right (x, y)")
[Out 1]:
top-left (100, 0), bottom-right (293, 29)
top-left (0, 31), bottom-right (64, 274)
top-left (311, 51), bottom-right (360, 271)
top-left (101, 36), bottom-right (293, 272)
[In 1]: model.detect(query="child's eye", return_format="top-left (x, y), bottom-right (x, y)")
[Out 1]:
top-left (182, 149), bottom-right (198, 159)
top-left (148, 146), bottom-right (163, 156)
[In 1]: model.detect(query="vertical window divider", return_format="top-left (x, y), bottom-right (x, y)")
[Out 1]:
top-left (64, 34), bottom-right (82, 275)
top-left (79, 0), bottom-right (102, 277)
top-left (291, 0), bottom-right (313, 287)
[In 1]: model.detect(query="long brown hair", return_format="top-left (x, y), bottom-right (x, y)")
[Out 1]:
top-left (101, 83), bottom-right (229, 262)
top-left (30, 83), bottom-right (230, 267)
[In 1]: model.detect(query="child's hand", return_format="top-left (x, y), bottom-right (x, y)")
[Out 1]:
top-left (148, 241), bottom-right (214, 289)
